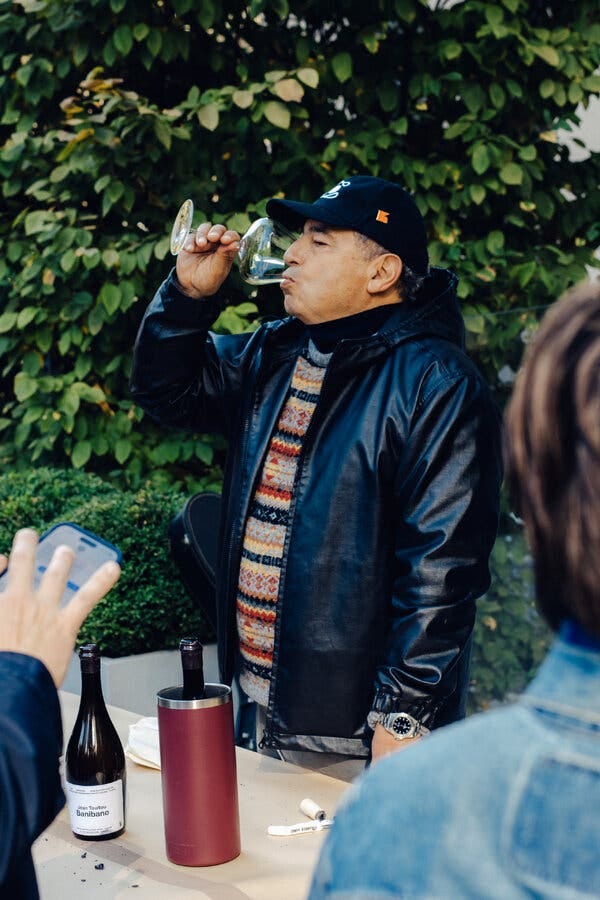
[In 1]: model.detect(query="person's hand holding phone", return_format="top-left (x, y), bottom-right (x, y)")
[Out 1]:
top-left (0, 529), bottom-right (121, 688)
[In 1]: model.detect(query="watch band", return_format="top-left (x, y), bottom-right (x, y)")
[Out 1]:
top-left (367, 710), bottom-right (429, 740)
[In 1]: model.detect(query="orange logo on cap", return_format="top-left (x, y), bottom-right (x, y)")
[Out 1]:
top-left (376, 209), bottom-right (389, 224)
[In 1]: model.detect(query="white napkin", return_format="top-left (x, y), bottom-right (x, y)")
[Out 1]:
top-left (125, 716), bottom-right (161, 770)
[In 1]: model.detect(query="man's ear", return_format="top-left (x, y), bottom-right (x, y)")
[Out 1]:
top-left (367, 253), bottom-right (403, 296)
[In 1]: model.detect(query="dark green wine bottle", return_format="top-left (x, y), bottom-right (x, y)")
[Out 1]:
top-left (180, 636), bottom-right (205, 700)
top-left (65, 644), bottom-right (126, 840)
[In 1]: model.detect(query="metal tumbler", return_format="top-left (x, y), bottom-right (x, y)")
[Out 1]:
top-left (157, 684), bottom-right (241, 866)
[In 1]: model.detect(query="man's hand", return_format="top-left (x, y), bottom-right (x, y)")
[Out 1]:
top-left (176, 222), bottom-right (241, 299)
top-left (0, 529), bottom-right (121, 688)
top-left (370, 724), bottom-right (421, 762)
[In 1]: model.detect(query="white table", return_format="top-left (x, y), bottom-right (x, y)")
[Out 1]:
top-left (33, 692), bottom-right (350, 900)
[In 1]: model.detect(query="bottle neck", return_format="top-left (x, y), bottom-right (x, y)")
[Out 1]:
top-left (182, 667), bottom-right (205, 698)
top-left (180, 638), bottom-right (204, 700)
top-left (79, 669), bottom-right (107, 710)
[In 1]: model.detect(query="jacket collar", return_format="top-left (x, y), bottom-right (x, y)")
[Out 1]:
top-left (520, 634), bottom-right (600, 723)
top-left (261, 267), bottom-right (463, 362)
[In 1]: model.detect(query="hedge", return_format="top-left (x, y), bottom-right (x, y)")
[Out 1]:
top-left (0, 467), bottom-right (215, 656)
top-left (469, 521), bottom-right (551, 713)
top-left (0, 466), bottom-right (551, 710)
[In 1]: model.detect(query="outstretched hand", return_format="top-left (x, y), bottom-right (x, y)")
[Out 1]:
top-left (0, 529), bottom-right (121, 688)
top-left (176, 222), bottom-right (241, 299)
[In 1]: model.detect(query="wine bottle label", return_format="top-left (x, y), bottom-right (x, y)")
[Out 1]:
top-left (65, 779), bottom-right (124, 836)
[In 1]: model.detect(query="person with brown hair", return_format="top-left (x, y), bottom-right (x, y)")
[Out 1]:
top-left (309, 278), bottom-right (600, 899)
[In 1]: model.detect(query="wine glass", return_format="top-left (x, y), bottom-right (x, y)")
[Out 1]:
top-left (169, 198), bottom-right (297, 286)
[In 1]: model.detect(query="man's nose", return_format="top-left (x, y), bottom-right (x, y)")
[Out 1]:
top-left (283, 236), bottom-right (303, 265)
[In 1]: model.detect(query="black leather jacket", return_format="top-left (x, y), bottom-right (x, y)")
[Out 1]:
top-left (131, 269), bottom-right (502, 755)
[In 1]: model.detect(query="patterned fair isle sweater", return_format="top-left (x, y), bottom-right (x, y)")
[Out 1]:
top-left (237, 349), bottom-right (328, 707)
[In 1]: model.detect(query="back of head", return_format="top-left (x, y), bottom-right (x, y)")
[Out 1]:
top-left (505, 279), bottom-right (600, 635)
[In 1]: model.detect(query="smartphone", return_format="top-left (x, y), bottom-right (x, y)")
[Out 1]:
top-left (0, 522), bottom-right (122, 607)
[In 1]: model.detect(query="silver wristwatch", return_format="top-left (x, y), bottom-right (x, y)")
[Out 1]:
top-left (367, 711), bottom-right (429, 740)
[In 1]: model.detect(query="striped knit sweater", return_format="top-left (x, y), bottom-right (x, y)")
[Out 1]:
top-left (237, 352), bottom-right (327, 706)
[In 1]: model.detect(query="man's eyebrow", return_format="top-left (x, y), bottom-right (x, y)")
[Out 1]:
top-left (304, 222), bottom-right (332, 235)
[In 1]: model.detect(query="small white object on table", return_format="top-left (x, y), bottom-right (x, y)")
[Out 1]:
top-left (33, 692), bottom-right (350, 900)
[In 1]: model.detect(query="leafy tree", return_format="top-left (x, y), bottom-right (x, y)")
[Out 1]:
top-left (0, 0), bottom-right (598, 487)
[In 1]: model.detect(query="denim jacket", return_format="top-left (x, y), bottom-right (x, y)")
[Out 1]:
top-left (309, 626), bottom-right (600, 899)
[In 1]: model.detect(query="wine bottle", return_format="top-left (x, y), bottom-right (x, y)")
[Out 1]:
top-left (180, 636), bottom-right (205, 700)
top-left (65, 644), bottom-right (126, 840)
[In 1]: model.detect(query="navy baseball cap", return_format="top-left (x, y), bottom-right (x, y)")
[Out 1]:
top-left (266, 175), bottom-right (429, 276)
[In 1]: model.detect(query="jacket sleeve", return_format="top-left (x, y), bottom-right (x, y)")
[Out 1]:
top-left (372, 370), bottom-right (503, 727)
top-left (130, 270), bottom-right (259, 437)
top-left (0, 652), bottom-right (64, 893)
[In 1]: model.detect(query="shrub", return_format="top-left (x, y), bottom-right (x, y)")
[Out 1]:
top-left (0, 467), bottom-right (215, 656)
top-left (469, 521), bottom-right (552, 713)
top-left (0, 467), bottom-right (551, 710)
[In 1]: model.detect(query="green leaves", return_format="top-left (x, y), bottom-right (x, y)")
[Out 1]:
top-left (470, 524), bottom-right (551, 712)
top-left (233, 90), bottom-right (254, 109)
top-left (74, 383), bottom-right (106, 404)
top-left (444, 119), bottom-right (472, 141)
top-left (72, 440), bottom-right (92, 468)
top-left (99, 283), bottom-right (121, 315)
top-left (263, 101), bottom-right (290, 129)
top-left (485, 6), bottom-right (504, 27)
top-left (441, 40), bottom-right (462, 61)
top-left (153, 118), bottom-right (172, 149)
top-left (0, 312), bottom-right (17, 333)
top-left (297, 67), bottom-right (319, 88)
top-left (486, 230), bottom-right (505, 255)
top-left (518, 144), bottom-right (537, 162)
top-left (113, 25), bottom-right (133, 56)
top-left (532, 45), bottom-right (560, 68)
top-left (273, 78), bottom-right (304, 103)
top-left (489, 84), bottom-right (506, 109)
top-left (14, 373), bottom-right (38, 402)
top-left (24, 210), bottom-right (54, 235)
top-left (0, 0), bottom-right (598, 490)
top-left (462, 84), bottom-right (487, 114)
top-left (17, 308), bottom-right (37, 328)
top-left (472, 144), bottom-right (490, 175)
top-left (331, 52), bottom-right (352, 84)
top-left (114, 438), bottom-right (132, 464)
top-left (512, 260), bottom-right (537, 288)
top-left (198, 103), bottom-right (220, 131)
top-left (0, 466), bottom-right (217, 655)
top-left (470, 185), bottom-right (486, 205)
top-left (499, 162), bottom-right (523, 185)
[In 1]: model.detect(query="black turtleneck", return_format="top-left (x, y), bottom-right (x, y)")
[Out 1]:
top-left (305, 303), bottom-right (400, 354)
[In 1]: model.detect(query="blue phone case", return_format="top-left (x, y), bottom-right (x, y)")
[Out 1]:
top-left (39, 522), bottom-right (122, 563)
top-left (0, 522), bottom-right (121, 603)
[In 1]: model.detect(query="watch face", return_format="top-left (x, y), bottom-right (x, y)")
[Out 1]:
top-left (392, 714), bottom-right (414, 736)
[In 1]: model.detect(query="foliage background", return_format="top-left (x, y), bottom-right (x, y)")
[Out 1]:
top-left (0, 1), bottom-right (596, 698)
top-left (0, 0), bottom-right (598, 488)
top-left (468, 516), bottom-right (551, 712)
